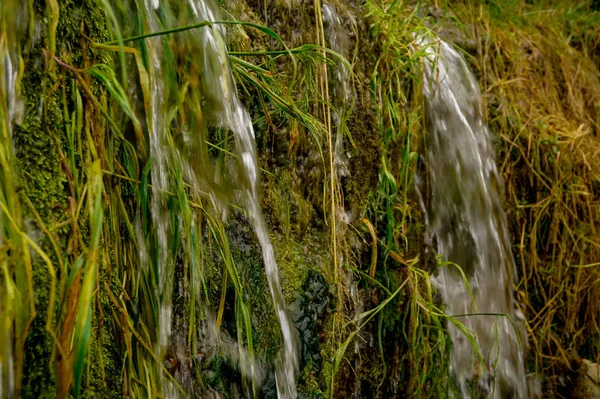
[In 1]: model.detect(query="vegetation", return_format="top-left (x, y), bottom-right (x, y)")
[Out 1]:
top-left (0, 0), bottom-right (598, 398)
top-left (436, 1), bottom-right (600, 396)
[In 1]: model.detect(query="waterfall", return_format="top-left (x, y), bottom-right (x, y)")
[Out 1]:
top-left (139, 0), bottom-right (298, 396)
top-left (322, 3), bottom-right (350, 180)
top-left (0, 1), bottom-right (24, 144)
top-left (417, 35), bottom-right (529, 398)
top-left (187, 2), bottom-right (299, 396)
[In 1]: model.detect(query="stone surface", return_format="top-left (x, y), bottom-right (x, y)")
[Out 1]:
top-left (582, 360), bottom-right (600, 399)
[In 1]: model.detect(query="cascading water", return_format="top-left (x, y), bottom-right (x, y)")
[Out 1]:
top-left (322, 3), bottom-right (350, 180)
top-left (322, 2), bottom-right (352, 285)
top-left (188, 2), bottom-right (298, 396)
top-left (130, 2), bottom-right (177, 394)
top-left (139, 0), bottom-right (298, 396)
top-left (417, 35), bottom-right (529, 398)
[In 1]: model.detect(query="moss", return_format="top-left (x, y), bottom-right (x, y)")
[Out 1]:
top-left (82, 302), bottom-right (123, 399)
top-left (263, 168), bottom-right (330, 298)
top-left (298, 368), bottom-right (326, 399)
top-left (226, 213), bottom-right (281, 358)
top-left (15, 1), bottom-right (120, 397)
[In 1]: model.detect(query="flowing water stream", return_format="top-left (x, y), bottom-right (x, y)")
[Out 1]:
top-left (139, 0), bottom-right (298, 396)
top-left (322, 3), bottom-right (350, 180)
top-left (417, 35), bottom-right (529, 398)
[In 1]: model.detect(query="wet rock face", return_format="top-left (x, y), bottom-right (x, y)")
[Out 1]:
top-left (292, 271), bottom-right (331, 370)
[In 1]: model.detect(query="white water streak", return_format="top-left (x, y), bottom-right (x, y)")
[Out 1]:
top-left (418, 35), bottom-right (528, 399)
top-left (139, 0), bottom-right (175, 359)
top-left (322, 3), bottom-right (350, 179)
top-left (187, 2), bottom-right (299, 394)
top-left (142, 0), bottom-right (298, 396)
